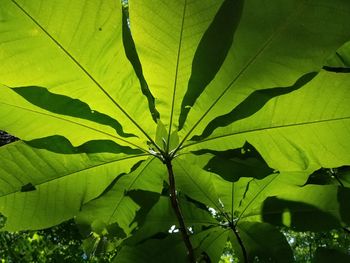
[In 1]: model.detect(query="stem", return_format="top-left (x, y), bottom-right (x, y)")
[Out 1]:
top-left (334, 174), bottom-right (344, 187)
top-left (329, 168), bottom-right (344, 187)
top-left (165, 161), bottom-right (195, 263)
top-left (232, 225), bottom-right (248, 263)
top-left (309, 241), bottom-right (312, 261)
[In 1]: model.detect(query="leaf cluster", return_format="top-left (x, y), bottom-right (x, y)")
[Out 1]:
top-left (1, 0), bottom-right (350, 262)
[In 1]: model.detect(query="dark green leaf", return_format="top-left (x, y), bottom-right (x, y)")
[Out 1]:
top-left (114, 234), bottom-right (187, 263)
top-left (262, 196), bottom-right (341, 231)
top-left (237, 222), bottom-right (294, 263)
top-left (192, 142), bottom-right (274, 181)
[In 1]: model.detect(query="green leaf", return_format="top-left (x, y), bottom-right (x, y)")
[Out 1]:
top-left (12, 86), bottom-right (136, 138)
top-left (261, 185), bottom-right (350, 231)
top-left (0, 140), bottom-right (147, 230)
top-left (124, 196), bottom-right (216, 247)
top-left (236, 222), bottom-right (294, 263)
top-left (25, 135), bottom-right (142, 155)
top-left (0, 213), bottom-right (6, 229)
top-left (77, 158), bottom-right (166, 236)
top-left (128, 0), bottom-right (226, 133)
top-left (304, 166), bottom-right (350, 188)
top-left (114, 235), bottom-right (187, 263)
top-left (191, 72), bottom-right (317, 140)
top-left (173, 152), bottom-right (350, 258)
top-left (179, 0), bottom-right (350, 141)
top-left (169, 131), bottom-right (180, 153)
top-left (178, 0), bottom-right (244, 130)
top-left (0, 0), bottom-right (156, 146)
top-left (324, 41), bottom-right (350, 70)
top-left (173, 152), bottom-right (309, 221)
top-left (192, 227), bottom-right (230, 262)
top-left (183, 71), bottom-right (350, 172)
top-left (155, 121), bottom-right (168, 151)
top-left (121, 7), bottom-right (159, 122)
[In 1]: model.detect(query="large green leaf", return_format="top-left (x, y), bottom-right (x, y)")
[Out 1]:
top-left (0, 138), bottom-right (148, 230)
top-left (125, 196), bottom-right (217, 245)
top-left (183, 70), bottom-right (350, 172)
top-left (236, 221), bottom-right (294, 262)
top-left (260, 186), bottom-right (350, 231)
top-left (76, 157), bottom-right (166, 236)
top-left (178, 0), bottom-right (350, 140)
top-left (0, 0), bottom-right (156, 147)
top-left (173, 153), bottom-right (350, 260)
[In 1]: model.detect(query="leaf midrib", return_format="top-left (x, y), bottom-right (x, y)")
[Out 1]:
top-left (182, 116), bottom-right (350, 151)
top-left (10, 0), bottom-right (156, 147)
top-left (0, 100), bottom-right (146, 151)
top-left (236, 174), bottom-right (279, 224)
top-left (176, 159), bottom-right (225, 216)
top-left (0, 153), bottom-right (150, 198)
top-left (167, 0), bottom-right (187, 152)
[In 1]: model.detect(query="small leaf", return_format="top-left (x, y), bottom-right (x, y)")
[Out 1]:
top-left (155, 120), bottom-right (168, 151)
top-left (169, 131), bottom-right (179, 152)
top-left (21, 182), bottom-right (36, 192)
top-left (324, 40), bottom-right (350, 69)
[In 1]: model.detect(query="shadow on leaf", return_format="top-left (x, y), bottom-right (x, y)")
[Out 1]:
top-left (192, 141), bottom-right (274, 182)
top-left (25, 135), bottom-right (143, 155)
top-left (338, 187), bottom-right (350, 225)
top-left (127, 190), bottom-right (161, 236)
top-left (178, 0), bottom-right (244, 130)
top-left (12, 86), bottom-right (135, 138)
top-left (122, 8), bottom-right (160, 122)
top-left (192, 71), bottom-right (317, 140)
top-left (262, 196), bottom-right (340, 231)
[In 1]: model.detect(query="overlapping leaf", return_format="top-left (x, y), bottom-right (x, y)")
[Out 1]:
top-left (183, 70), bottom-right (350, 172)
top-left (76, 157), bottom-right (166, 237)
top-left (0, 0), bottom-right (156, 147)
top-left (0, 137), bottom-right (148, 230)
